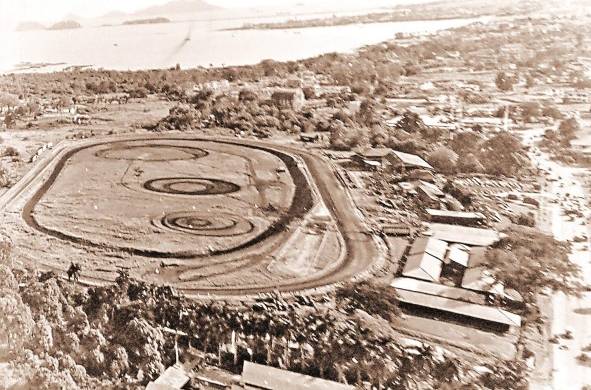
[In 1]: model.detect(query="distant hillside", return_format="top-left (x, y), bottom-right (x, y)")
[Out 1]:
top-left (135, 0), bottom-right (220, 17)
top-left (48, 20), bottom-right (82, 30)
top-left (123, 17), bottom-right (171, 25)
top-left (16, 21), bottom-right (45, 31)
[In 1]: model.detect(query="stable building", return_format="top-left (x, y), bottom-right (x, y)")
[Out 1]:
top-left (402, 237), bottom-right (448, 282)
top-left (235, 361), bottom-right (355, 390)
top-left (441, 243), bottom-right (471, 284)
top-left (352, 147), bottom-right (393, 170)
top-left (390, 150), bottom-right (434, 172)
top-left (393, 283), bottom-right (522, 332)
top-left (417, 182), bottom-right (445, 209)
top-left (146, 364), bottom-right (190, 390)
top-left (425, 209), bottom-right (486, 226)
top-left (427, 223), bottom-right (501, 247)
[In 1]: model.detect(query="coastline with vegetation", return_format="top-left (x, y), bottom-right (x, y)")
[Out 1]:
top-left (47, 20), bottom-right (82, 30)
top-left (122, 17), bottom-right (171, 26)
top-left (228, 12), bottom-right (483, 31)
top-left (225, 0), bottom-right (536, 31)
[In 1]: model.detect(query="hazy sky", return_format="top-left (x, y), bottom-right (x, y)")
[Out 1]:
top-left (0, 0), bottom-right (422, 25)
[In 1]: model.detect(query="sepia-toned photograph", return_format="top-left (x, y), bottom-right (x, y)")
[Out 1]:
top-left (0, 0), bottom-right (590, 388)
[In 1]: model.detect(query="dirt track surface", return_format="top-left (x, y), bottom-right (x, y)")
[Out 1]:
top-left (1, 134), bottom-right (379, 296)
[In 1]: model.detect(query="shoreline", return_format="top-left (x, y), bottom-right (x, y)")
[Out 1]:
top-left (3, 15), bottom-right (487, 75)
top-left (221, 13), bottom-right (485, 31)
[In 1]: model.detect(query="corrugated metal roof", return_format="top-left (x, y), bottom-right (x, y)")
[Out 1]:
top-left (445, 244), bottom-right (470, 267)
top-left (358, 147), bottom-right (392, 158)
top-left (241, 362), bottom-right (355, 390)
top-left (402, 252), bottom-right (443, 282)
top-left (391, 277), bottom-right (486, 305)
top-left (396, 289), bottom-right (521, 327)
top-left (409, 237), bottom-right (448, 260)
top-left (428, 223), bottom-right (500, 246)
top-left (149, 365), bottom-right (190, 389)
top-left (425, 209), bottom-right (485, 220)
top-left (418, 181), bottom-right (444, 197)
top-left (391, 150), bottom-right (433, 170)
top-left (361, 159), bottom-right (382, 167)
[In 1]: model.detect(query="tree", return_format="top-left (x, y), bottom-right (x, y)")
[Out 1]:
top-left (519, 102), bottom-right (541, 123)
top-left (355, 99), bottom-right (377, 126)
top-left (158, 105), bottom-right (199, 131)
top-left (369, 125), bottom-right (388, 146)
top-left (329, 121), bottom-right (363, 150)
top-left (302, 87), bottom-right (315, 100)
top-left (457, 153), bottom-right (484, 173)
top-left (403, 62), bottom-right (421, 76)
top-left (129, 87), bottom-right (148, 99)
top-left (396, 110), bottom-right (424, 133)
top-left (336, 281), bottom-right (400, 321)
top-left (427, 146), bottom-right (458, 174)
top-left (541, 105), bottom-right (563, 120)
top-left (480, 132), bottom-right (526, 176)
top-left (238, 89), bottom-right (258, 103)
top-left (558, 118), bottom-right (580, 144)
top-left (486, 226), bottom-right (583, 304)
top-left (515, 212), bottom-right (535, 227)
top-left (495, 71), bottom-right (515, 91)
top-left (0, 93), bottom-right (19, 109)
top-left (3, 112), bottom-right (16, 128)
top-left (449, 131), bottom-right (483, 156)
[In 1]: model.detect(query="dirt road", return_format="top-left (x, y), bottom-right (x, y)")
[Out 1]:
top-left (1, 134), bottom-right (380, 296)
top-left (523, 129), bottom-right (591, 390)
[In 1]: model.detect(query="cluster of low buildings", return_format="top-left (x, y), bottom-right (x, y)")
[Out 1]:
top-left (393, 233), bottom-right (523, 332)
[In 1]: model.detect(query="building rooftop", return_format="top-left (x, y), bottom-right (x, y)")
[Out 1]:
top-left (426, 209), bottom-right (485, 220)
top-left (391, 277), bottom-right (486, 305)
top-left (427, 223), bottom-right (501, 247)
top-left (418, 181), bottom-right (444, 197)
top-left (445, 243), bottom-right (470, 267)
top-left (358, 147), bottom-right (392, 158)
top-left (408, 237), bottom-right (448, 260)
top-left (146, 364), bottom-right (190, 390)
top-left (402, 252), bottom-right (443, 282)
top-left (395, 289), bottom-right (521, 328)
top-left (391, 150), bottom-right (433, 170)
top-left (239, 361), bottom-right (355, 390)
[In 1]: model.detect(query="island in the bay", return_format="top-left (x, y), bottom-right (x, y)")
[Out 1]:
top-left (48, 20), bottom-right (82, 30)
top-left (122, 17), bottom-right (171, 25)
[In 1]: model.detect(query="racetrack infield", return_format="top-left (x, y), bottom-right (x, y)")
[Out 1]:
top-left (25, 138), bottom-right (305, 257)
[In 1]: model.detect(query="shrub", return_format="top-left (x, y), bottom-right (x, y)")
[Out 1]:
top-left (1, 146), bottom-right (19, 158)
top-left (523, 196), bottom-right (540, 208)
top-left (516, 212), bottom-right (536, 227)
top-left (336, 281), bottom-right (400, 321)
top-left (0, 164), bottom-right (11, 187)
top-left (129, 87), bottom-right (148, 99)
top-left (457, 153), bottom-right (485, 173)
